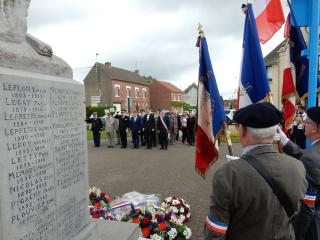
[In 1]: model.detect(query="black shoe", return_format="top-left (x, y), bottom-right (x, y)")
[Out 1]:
top-left (110, 146), bottom-right (114, 148)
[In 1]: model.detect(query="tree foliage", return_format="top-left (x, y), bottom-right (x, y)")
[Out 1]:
top-left (171, 101), bottom-right (196, 111)
top-left (142, 75), bottom-right (157, 84)
top-left (86, 106), bottom-right (107, 118)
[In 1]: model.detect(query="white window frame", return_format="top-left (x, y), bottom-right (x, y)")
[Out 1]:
top-left (126, 86), bottom-right (131, 97)
top-left (142, 88), bottom-right (147, 99)
top-left (114, 84), bottom-right (120, 97)
top-left (135, 87), bottom-right (139, 98)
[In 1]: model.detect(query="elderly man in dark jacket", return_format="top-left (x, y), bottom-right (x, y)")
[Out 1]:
top-left (114, 110), bottom-right (130, 148)
top-left (276, 106), bottom-right (320, 240)
top-left (205, 102), bottom-right (307, 240)
top-left (86, 112), bottom-right (103, 147)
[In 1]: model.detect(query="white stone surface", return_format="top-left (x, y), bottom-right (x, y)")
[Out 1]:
top-left (0, 67), bottom-right (90, 240)
top-left (0, 0), bottom-right (72, 77)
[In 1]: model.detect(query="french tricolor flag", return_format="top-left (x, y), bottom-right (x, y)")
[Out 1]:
top-left (238, 3), bottom-right (271, 109)
top-left (281, 39), bottom-right (296, 132)
top-left (252, 0), bottom-right (285, 44)
top-left (195, 35), bottom-right (226, 177)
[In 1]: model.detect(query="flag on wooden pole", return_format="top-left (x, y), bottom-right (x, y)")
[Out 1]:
top-left (238, 3), bottom-right (271, 108)
top-left (195, 33), bottom-right (226, 177)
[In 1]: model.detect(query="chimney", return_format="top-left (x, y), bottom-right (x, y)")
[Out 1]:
top-left (105, 62), bottom-right (111, 67)
top-left (135, 69), bottom-right (139, 74)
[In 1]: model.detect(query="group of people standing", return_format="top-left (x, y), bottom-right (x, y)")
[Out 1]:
top-left (87, 109), bottom-right (197, 150)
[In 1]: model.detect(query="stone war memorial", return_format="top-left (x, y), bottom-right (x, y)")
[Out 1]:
top-left (0, 1), bottom-right (138, 240)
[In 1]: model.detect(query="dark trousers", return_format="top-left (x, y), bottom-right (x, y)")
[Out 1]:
top-left (140, 131), bottom-right (145, 145)
top-left (132, 131), bottom-right (140, 148)
top-left (93, 131), bottom-right (100, 147)
top-left (119, 130), bottom-right (127, 148)
top-left (182, 128), bottom-right (188, 143)
top-left (152, 131), bottom-right (157, 147)
top-left (176, 130), bottom-right (179, 141)
top-left (145, 130), bottom-right (153, 148)
top-left (187, 129), bottom-right (195, 145)
top-left (159, 131), bottom-right (168, 149)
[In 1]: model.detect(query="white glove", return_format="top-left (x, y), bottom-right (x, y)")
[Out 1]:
top-left (226, 155), bottom-right (240, 161)
top-left (274, 126), bottom-right (289, 146)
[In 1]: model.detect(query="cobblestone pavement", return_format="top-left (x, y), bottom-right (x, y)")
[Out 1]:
top-left (88, 139), bottom-right (243, 240)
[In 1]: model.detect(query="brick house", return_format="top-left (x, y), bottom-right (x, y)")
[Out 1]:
top-left (84, 62), bottom-right (150, 112)
top-left (150, 80), bottom-right (184, 111)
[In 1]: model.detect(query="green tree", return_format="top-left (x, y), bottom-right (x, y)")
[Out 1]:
top-left (86, 106), bottom-right (107, 118)
top-left (142, 75), bottom-right (157, 84)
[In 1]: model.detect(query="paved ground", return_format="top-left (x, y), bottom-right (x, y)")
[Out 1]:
top-left (88, 139), bottom-right (242, 240)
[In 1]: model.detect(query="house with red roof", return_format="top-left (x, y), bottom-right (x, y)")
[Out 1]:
top-left (149, 80), bottom-right (184, 111)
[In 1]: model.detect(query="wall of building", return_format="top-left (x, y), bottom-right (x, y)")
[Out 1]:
top-left (184, 87), bottom-right (197, 106)
top-left (111, 80), bottom-right (150, 112)
top-left (150, 82), bottom-right (171, 110)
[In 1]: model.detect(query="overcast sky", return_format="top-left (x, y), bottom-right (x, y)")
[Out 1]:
top-left (27, 0), bottom-right (289, 99)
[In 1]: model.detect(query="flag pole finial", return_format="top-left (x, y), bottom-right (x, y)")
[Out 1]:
top-left (198, 23), bottom-right (204, 38)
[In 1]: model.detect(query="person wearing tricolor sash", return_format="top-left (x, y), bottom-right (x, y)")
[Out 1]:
top-left (205, 102), bottom-right (307, 240)
top-left (275, 107), bottom-right (320, 240)
top-left (157, 110), bottom-right (169, 150)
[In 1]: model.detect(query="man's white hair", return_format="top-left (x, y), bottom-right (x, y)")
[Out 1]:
top-left (246, 125), bottom-right (277, 143)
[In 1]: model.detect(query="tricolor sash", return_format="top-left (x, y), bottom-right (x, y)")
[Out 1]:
top-left (160, 116), bottom-right (168, 131)
top-left (304, 192), bottom-right (317, 205)
top-left (206, 215), bottom-right (228, 234)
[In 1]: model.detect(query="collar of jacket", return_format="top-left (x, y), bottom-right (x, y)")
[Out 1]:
top-left (242, 144), bottom-right (277, 157)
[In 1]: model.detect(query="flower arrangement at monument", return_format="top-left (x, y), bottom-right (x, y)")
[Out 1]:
top-left (122, 206), bottom-right (192, 240)
top-left (88, 188), bottom-right (192, 239)
top-left (89, 187), bottom-right (115, 220)
top-left (161, 197), bottom-right (191, 224)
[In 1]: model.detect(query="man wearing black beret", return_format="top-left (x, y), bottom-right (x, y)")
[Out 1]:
top-left (205, 102), bottom-right (307, 240)
top-left (276, 106), bottom-right (320, 240)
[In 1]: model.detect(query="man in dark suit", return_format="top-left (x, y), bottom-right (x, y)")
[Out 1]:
top-left (130, 111), bottom-right (141, 149)
top-left (86, 112), bottom-right (103, 147)
top-left (205, 102), bottom-right (307, 240)
top-left (114, 110), bottom-right (130, 148)
top-left (139, 109), bottom-right (146, 146)
top-left (276, 106), bottom-right (320, 240)
top-left (187, 111), bottom-right (196, 145)
top-left (157, 110), bottom-right (169, 150)
top-left (143, 109), bottom-right (155, 149)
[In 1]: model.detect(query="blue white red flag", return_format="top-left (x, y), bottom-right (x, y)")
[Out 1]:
top-left (238, 3), bottom-right (271, 109)
top-left (252, 0), bottom-right (285, 44)
top-left (195, 36), bottom-right (226, 177)
top-left (289, 18), bottom-right (320, 100)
